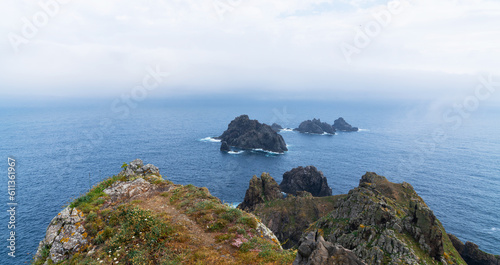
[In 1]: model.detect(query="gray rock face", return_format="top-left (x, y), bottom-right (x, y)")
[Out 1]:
top-left (104, 177), bottom-right (154, 203)
top-left (313, 172), bottom-right (449, 264)
top-left (238, 173), bottom-right (284, 212)
top-left (295, 119), bottom-right (336, 134)
top-left (216, 115), bottom-right (288, 153)
top-left (119, 159), bottom-right (160, 178)
top-left (34, 207), bottom-right (88, 263)
top-left (448, 234), bottom-right (500, 265)
top-left (294, 231), bottom-right (366, 265)
top-left (332, 118), bottom-right (358, 132)
top-left (280, 166), bottom-right (332, 197)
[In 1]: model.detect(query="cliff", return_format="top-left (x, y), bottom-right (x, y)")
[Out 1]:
top-left (246, 172), bottom-right (470, 264)
top-left (33, 160), bottom-right (294, 265)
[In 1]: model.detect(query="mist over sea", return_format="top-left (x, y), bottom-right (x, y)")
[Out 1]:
top-left (1, 99), bottom-right (499, 264)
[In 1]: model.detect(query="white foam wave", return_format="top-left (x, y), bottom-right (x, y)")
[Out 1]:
top-left (200, 137), bottom-right (221, 143)
top-left (491, 227), bottom-right (499, 232)
top-left (228, 151), bottom-right (244, 155)
top-left (251, 148), bottom-right (285, 155)
top-left (358, 129), bottom-right (370, 132)
top-left (281, 128), bottom-right (293, 132)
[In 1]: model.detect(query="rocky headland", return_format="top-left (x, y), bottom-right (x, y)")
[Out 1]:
top-left (34, 160), bottom-right (498, 265)
top-left (216, 115), bottom-right (288, 153)
top-left (33, 160), bottom-right (293, 265)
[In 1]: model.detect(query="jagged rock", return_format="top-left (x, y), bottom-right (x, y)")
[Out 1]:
top-left (448, 234), bottom-right (500, 265)
top-left (215, 115), bottom-right (288, 153)
top-left (293, 231), bottom-right (366, 265)
top-left (295, 119), bottom-right (336, 134)
top-left (238, 173), bottom-right (283, 212)
top-left (311, 172), bottom-right (465, 265)
top-left (271, 123), bottom-right (283, 132)
top-left (220, 141), bottom-right (231, 152)
top-left (34, 207), bottom-right (88, 263)
top-left (119, 159), bottom-right (160, 178)
top-left (332, 118), bottom-right (358, 132)
top-left (103, 177), bottom-right (154, 203)
top-left (280, 166), bottom-right (332, 197)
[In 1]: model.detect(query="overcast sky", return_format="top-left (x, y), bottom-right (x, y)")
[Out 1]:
top-left (1, 0), bottom-right (499, 102)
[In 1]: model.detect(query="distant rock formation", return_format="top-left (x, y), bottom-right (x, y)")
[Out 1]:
top-left (238, 173), bottom-right (283, 212)
top-left (280, 166), bottom-right (332, 197)
top-left (271, 123), bottom-right (283, 132)
top-left (448, 234), bottom-right (500, 265)
top-left (216, 115), bottom-right (288, 153)
top-left (332, 117), bottom-right (358, 132)
top-left (295, 119), bottom-right (336, 134)
top-left (294, 231), bottom-right (366, 265)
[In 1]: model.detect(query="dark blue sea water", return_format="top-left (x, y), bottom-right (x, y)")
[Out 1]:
top-left (0, 99), bottom-right (499, 264)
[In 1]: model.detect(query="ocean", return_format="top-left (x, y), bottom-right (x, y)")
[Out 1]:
top-left (0, 99), bottom-right (499, 264)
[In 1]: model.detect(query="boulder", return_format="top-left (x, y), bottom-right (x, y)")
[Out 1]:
top-left (271, 123), bottom-right (283, 132)
top-left (448, 234), bottom-right (500, 265)
top-left (216, 115), bottom-right (288, 153)
top-left (238, 173), bottom-right (283, 212)
top-left (280, 166), bottom-right (332, 197)
top-left (295, 119), bottom-right (335, 134)
top-left (220, 141), bottom-right (231, 152)
top-left (332, 117), bottom-right (358, 132)
top-left (293, 231), bottom-right (366, 265)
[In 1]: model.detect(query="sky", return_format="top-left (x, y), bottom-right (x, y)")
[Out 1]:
top-left (0, 0), bottom-right (499, 103)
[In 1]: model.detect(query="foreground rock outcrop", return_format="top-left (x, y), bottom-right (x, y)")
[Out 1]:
top-left (34, 160), bottom-right (293, 265)
top-left (294, 231), bottom-right (366, 265)
top-left (295, 119), bottom-right (336, 134)
top-left (310, 172), bottom-right (465, 264)
top-left (238, 173), bottom-right (283, 212)
top-left (216, 115), bottom-right (288, 153)
top-left (280, 166), bottom-right (332, 197)
top-left (448, 234), bottom-right (500, 265)
top-left (332, 117), bottom-right (358, 132)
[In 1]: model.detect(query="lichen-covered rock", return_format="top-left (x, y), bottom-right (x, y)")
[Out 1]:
top-left (332, 117), bottom-right (358, 132)
top-left (238, 173), bottom-right (283, 212)
top-left (215, 115), bottom-right (288, 153)
top-left (295, 119), bottom-right (336, 134)
top-left (311, 172), bottom-right (465, 265)
top-left (103, 177), bottom-right (154, 203)
top-left (34, 207), bottom-right (88, 263)
top-left (119, 158), bottom-right (160, 178)
top-left (448, 234), bottom-right (500, 265)
top-left (280, 166), bottom-right (332, 197)
top-left (294, 231), bottom-right (366, 265)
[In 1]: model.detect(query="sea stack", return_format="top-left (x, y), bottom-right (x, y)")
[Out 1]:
top-left (332, 117), bottom-right (359, 132)
top-left (216, 115), bottom-right (288, 153)
top-left (280, 166), bottom-right (332, 197)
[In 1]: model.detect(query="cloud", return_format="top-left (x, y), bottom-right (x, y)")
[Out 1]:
top-left (0, 0), bottom-right (499, 101)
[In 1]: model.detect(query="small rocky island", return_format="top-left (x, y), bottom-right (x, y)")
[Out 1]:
top-left (216, 115), bottom-right (288, 153)
top-left (294, 119), bottom-right (336, 134)
top-left (333, 117), bottom-right (359, 132)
